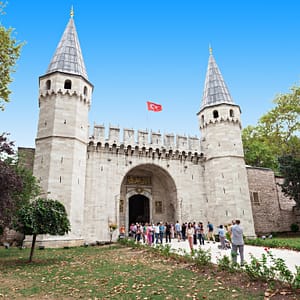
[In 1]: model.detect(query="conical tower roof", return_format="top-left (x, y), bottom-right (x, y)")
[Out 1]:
top-left (201, 48), bottom-right (234, 109)
top-left (46, 13), bottom-right (88, 79)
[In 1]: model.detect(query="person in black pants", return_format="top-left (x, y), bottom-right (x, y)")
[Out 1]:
top-left (165, 222), bottom-right (171, 243)
top-left (181, 222), bottom-right (187, 241)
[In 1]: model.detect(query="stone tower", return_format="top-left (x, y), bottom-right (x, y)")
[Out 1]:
top-left (33, 11), bottom-right (93, 245)
top-left (197, 48), bottom-right (255, 236)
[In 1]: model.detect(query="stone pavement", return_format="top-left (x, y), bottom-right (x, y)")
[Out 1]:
top-left (159, 239), bottom-right (300, 274)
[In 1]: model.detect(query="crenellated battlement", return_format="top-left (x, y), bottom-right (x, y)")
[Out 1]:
top-left (199, 116), bottom-right (241, 129)
top-left (39, 89), bottom-right (91, 105)
top-left (88, 124), bottom-right (203, 161)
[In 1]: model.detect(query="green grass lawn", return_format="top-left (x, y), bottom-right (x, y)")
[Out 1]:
top-left (245, 236), bottom-right (300, 251)
top-left (0, 242), bottom-right (299, 299)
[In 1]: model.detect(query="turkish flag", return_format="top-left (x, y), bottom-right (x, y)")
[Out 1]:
top-left (147, 101), bottom-right (162, 112)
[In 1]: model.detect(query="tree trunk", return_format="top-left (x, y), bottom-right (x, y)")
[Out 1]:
top-left (29, 234), bottom-right (37, 262)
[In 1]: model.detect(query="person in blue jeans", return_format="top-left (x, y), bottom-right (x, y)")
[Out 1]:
top-left (159, 222), bottom-right (165, 244)
top-left (198, 222), bottom-right (205, 245)
top-left (231, 219), bottom-right (244, 265)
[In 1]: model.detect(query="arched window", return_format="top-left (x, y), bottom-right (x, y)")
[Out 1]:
top-left (230, 109), bottom-right (234, 117)
top-left (213, 110), bottom-right (219, 118)
top-left (46, 80), bottom-right (51, 90)
top-left (83, 86), bottom-right (88, 95)
top-left (201, 115), bottom-right (204, 125)
top-left (64, 79), bottom-right (72, 89)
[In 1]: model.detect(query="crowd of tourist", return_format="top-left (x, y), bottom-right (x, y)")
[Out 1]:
top-left (120, 221), bottom-right (231, 249)
top-left (119, 219), bottom-right (245, 265)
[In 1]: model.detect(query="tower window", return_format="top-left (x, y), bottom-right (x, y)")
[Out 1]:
top-left (230, 109), bottom-right (234, 117)
top-left (46, 80), bottom-right (51, 90)
top-left (201, 115), bottom-right (204, 126)
top-left (64, 79), bottom-right (72, 89)
top-left (213, 110), bottom-right (219, 118)
top-left (83, 86), bottom-right (88, 96)
top-left (250, 191), bottom-right (260, 205)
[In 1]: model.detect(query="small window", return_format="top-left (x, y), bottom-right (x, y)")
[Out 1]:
top-left (250, 191), bottom-right (260, 205)
top-left (213, 110), bottom-right (219, 118)
top-left (83, 86), bottom-right (88, 96)
top-left (64, 79), bottom-right (72, 89)
top-left (230, 109), bottom-right (234, 117)
top-left (119, 200), bottom-right (124, 213)
top-left (155, 201), bottom-right (163, 214)
top-left (201, 115), bottom-right (204, 125)
top-left (46, 80), bottom-right (51, 90)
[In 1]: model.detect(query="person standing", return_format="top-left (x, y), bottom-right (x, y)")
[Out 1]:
top-left (119, 224), bottom-right (125, 239)
top-left (228, 220), bottom-right (235, 240)
top-left (207, 221), bottom-right (215, 243)
top-left (175, 220), bottom-right (182, 242)
top-left (154, 222), bottom-right (160, 244)
top-left (198, 222), bottom-right (205, 245)
top-left (218, 224), bottom-right (226, 249)
top-left (186, 222), bottom-right (195, 252)
top-left (231, 219), bottom-right (244, 265)
top-left (193, 222), bottom-right (198, 245)
top-left (182, 222), bottom-right (187, 241)
top-left (159, 222), bottom-right (165, 244)
top-left (165, 222), bottom-right (171, 243)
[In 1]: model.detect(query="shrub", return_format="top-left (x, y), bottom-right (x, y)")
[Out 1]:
top-left (193, 248), bottom-right (211, 266)
top-left (290, 223), bottom-right (299, 232)
top-left (217, 255), bottom-right (238, 273)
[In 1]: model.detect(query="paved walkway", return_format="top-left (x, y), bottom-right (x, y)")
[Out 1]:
top-left (158, 239), bottom-right (300, 274)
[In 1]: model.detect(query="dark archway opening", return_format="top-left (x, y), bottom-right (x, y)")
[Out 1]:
top-left (129, 195), bottom-right (149, 226)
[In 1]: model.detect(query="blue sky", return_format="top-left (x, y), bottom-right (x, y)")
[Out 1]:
top-left (1, 0), bottom-right (300, 148)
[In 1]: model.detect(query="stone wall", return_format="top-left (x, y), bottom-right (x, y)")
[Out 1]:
top-left (247, 167), bottom-right (297, 235)
top-left (18, 147), bottom-right (35, 171)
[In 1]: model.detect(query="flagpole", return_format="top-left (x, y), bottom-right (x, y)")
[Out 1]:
top-left (146, 106), bottom-right (150, 132)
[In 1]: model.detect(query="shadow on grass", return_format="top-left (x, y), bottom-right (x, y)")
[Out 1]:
top-left (0, 257), bottom-right (62, 268)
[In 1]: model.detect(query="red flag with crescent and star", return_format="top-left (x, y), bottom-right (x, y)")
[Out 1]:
top-left (147, 101), bottom-right (162, 112)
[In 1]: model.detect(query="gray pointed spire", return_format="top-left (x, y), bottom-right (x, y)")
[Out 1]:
top-left (46, 16), bottom-right (88, 79)
top-left (201, 49), bottom-right (233, 108)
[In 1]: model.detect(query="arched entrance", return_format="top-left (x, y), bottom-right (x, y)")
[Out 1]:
top-left (119, 163), bottom-right (178, 233)
top-left (129, 194), bottom-right (149, 226)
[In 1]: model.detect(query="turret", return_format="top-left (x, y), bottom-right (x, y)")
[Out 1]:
top-left (33, 9), bottom-right (93, 244)
top-left (197, 47), bottom-right (255, 237)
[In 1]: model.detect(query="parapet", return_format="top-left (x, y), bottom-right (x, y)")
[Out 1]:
top-left (90, 124), bottom-right (201, 153)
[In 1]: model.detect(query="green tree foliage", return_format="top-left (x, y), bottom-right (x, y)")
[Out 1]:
top-left (242, 126), bottom-right (278, 170)
top-left (242, 85), bottom-right (300, 172)
top-left (0, 133), bottom-right (23, 232)
top-left (0, 2), bottom-right (24, 110)
top-left (278, 155), bottom-right (300, 207)
top-left (0, 133), bottom-right (40, 233)
top-left (16, 198), bottom-right (71, 262)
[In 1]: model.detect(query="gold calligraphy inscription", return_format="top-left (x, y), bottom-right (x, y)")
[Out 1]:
top-left (126, 176), bottom-right (151, 185)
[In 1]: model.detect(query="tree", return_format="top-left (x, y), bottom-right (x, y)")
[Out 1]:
top-left (242, 85), bottom-right (300, 172)
top-left (242, 126), bottom-right (278, 170)
top-left (0, 2), bottom-right (24, 110)
top-left (0, 133), bottom-right (40, 234)
top-left (16, 198), bottom-right (70, 262)
top-left (278, 155), bottom-right (300, 207)
top-left (0, 133), bottom-right (23, 233)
